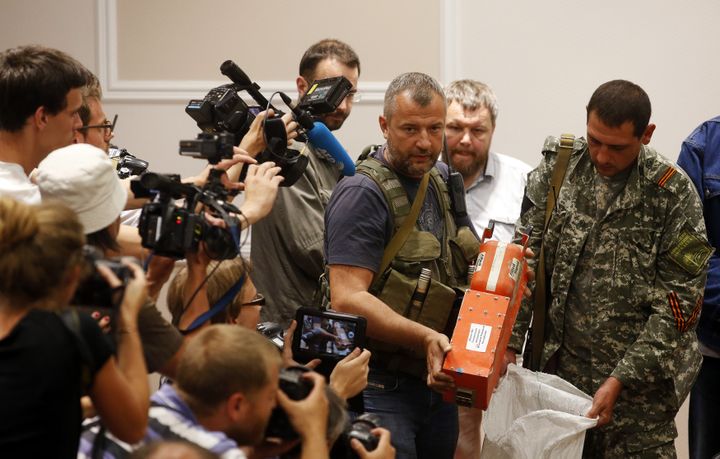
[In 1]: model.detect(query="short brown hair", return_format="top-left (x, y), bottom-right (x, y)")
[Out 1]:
top-left (586, 79), bottom-right (651, 138)
top-left (175, 325), bottom-right (282, 416)
top-left (0, 45), bottom-right (92, 132)
top-left (0, 197), bottom-right (85, 304)
top-left (298, 39), bottom-right (360, 82)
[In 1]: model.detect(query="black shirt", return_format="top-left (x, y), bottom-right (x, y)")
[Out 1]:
top-left (0, 308), bottom-right (113, 458)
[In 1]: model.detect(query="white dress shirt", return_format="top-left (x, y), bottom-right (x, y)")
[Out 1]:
top-left (465, 152), bottom-right (532, 242)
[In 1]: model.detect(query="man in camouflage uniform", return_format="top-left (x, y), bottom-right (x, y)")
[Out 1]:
top-left (505, 80), bottom-right (712, 457)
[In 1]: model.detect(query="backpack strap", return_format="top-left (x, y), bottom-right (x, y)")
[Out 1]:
top-left (526, 133), bottom-right (574, 371)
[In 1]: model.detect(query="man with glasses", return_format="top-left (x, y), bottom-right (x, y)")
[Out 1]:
top-left (74, 77), bottom-right (117, 153)
top-left (0, 45), bottom-right (92, 203)
top-left (251, 38), bottom-right (362, 327)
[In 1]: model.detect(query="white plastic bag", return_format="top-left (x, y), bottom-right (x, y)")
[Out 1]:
top-left (481, 364), bottom-right (598, 459)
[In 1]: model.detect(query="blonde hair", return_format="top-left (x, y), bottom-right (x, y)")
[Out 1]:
top-left (0, 197), bottom-right (85, 303)
top-left (167, 257), bottom-right (252, 326)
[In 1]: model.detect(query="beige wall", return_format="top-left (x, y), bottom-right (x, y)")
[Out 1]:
top-left (3, 0), bottom-right (713, 456)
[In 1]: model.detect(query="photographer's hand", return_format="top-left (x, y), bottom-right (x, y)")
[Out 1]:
top-left (189, 148), bottom-right (257, 188)
top-left (329, 347), bottom-right (371, 399)
top-left (277, 371), bottom-right (329, 459)
top-left (282, 320), bottom-right (321, 369)
top-left (239, 162), bottom-right (284, 226)
top-left (282, 111), bottom-right (300, 145)
top-left (239, 109), bottom-right (274, 158)
top-left (350, 428), bottom-right (396, 459)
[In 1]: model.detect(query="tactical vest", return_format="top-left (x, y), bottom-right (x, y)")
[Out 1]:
top-left (356, 155), bottom-right (479, 376)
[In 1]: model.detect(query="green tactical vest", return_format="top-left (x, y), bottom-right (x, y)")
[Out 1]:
top-left (355, 154), bottom-right (480, 376)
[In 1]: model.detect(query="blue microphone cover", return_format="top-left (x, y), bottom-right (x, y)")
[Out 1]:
top-left (306, 121), bottom-right (355, 175)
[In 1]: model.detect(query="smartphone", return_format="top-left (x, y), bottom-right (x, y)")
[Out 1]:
top-left (292, 307), bottom-right (367, 361)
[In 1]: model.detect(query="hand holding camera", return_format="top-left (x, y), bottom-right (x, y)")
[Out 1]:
top-left (109, 259), bottom-right (148, 329)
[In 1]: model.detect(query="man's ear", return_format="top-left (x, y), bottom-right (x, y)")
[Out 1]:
top-left (226, 392), bottom-right (249, 422)
top-left (33, 106), bottom-right (49, 130)
top-left (379, 115), bottom-right (389, 140)
top-left (296, 76), bottom-right (309, 99)
top-left (640, 123), bottom-right (656, 145)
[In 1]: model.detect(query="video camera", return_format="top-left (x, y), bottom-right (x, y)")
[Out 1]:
top-left (183, 60), bottom-right (355, 185)
top-left (136, 170), bottom-right (241, 260)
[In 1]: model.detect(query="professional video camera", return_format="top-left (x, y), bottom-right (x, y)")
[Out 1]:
top-left (182, 60), bottom-right (356, 185)
top-left (136, 169), bottom-right (241, 260)
top-left (72, 245), bottom-right (134, 308)
top-left (108, 145), bottom-right (149, 179)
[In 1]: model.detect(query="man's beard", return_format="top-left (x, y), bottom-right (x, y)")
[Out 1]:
top-left (318, 110), bottom-right (349, 131)
top-left (386, 139), bottom-right (438, 178)
top-left (449, 148), bottom-right (486, 180)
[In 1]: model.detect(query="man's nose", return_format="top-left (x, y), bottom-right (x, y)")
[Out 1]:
top-left (417, 130), bottom-right (432, 150)
top-left (460, 129), bottom-right (472, 145)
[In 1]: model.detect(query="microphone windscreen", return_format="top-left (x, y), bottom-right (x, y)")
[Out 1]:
top-left (306, 121), bottom-right (355, 175)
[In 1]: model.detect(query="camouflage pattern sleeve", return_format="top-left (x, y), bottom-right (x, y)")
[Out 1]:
top-left (610, 170), bottom-right (712, 408)
top-left (508, 137), bottom-right (559, 352)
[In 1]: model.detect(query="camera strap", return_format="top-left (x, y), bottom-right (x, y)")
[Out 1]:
top-left (182, 273), bottom-right (246, 333)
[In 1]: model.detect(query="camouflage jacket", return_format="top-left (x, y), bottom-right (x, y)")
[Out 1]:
top-left (509, 136), bottom-right (712, 414)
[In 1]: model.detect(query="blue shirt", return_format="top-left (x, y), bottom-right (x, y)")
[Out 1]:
top-left (677, 116), bottom-right (720, 353)
top-left (79, 384), bottom-right (247, 459)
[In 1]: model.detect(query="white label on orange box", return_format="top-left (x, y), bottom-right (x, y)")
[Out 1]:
top-left (466, 323), bottom-right (492, 353)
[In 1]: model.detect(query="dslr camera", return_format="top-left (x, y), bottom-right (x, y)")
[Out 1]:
top-left (72, 245), bottom-right (134, 308)
top-left (344, 413), bottom-right (382, 457)
top-left (265, 366), bottom-right (314, 440)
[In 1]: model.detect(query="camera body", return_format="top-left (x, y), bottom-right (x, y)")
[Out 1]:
top-left (72, 245), bottom-right (133, 308)
top-left (185, 84), bottom-right (255, 141)
top-left (178, 132), bottom-right (236, 165)
top-left (292, 307), bottom-right (367, 362)
top-left (264, 366), bottom-right (314, 440)
top-left (108, 145), bottom-right (149, 179)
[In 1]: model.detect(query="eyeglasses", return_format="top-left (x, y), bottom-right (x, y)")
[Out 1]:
top-left (78, 114), bottom-right (118, 138)
top-left (241, 293), bottom-right (265, 307)
top-left (346, 90), bottom-right (361, 103)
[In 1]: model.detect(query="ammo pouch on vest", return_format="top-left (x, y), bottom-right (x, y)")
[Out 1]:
top-left (369, 230), bottom-right (458, 377)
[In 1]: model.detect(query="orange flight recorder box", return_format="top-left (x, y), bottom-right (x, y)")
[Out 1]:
top-left (442, 223), bottom-right (530, 410)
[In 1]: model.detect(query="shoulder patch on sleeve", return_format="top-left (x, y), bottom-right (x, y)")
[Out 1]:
top-left (657, 166), bottom-right (677, 188)
top-left (668, 228), bottom-right (714, 275)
